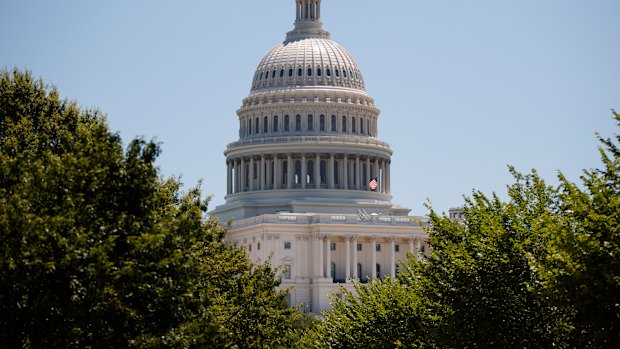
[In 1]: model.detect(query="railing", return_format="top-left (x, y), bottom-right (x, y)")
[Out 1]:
top-left (230, 213), bottom-right (425, 229)
top-left (226, 135), bottom-right (391, 151)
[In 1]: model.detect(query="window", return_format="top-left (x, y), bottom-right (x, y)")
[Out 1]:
top-left (283, 265), bottom-right (291, 279)
top-left (280, 69), bottom-right (284, 77)
top-left (294, 160), bottom-right (301, 184)
top-left (307, 160), bottom-right (314, 184)
top-left (352, 116), bottom-right (356, 133)
top-left (307, 115), bottom-right (313, 131)
top-left (335, 69), bottom-right (340, 77)
top-left (297, 68), bottom-right (302, 77)
top-left (343, 69), bottom-right (347, 78)
top-left (395, 244), bottom-right (400, 252)
top-left (258, 242), bottom-right (261, 250)
top-left (320, 160), bottom-right (326, 184)
top-left (367, 119), bottom-right (370, 135)
top-left (317, 68), bottom-right (322, 76)
top-left (375, 244), bottom-right (381, 252)
top-left (320, 115), bottom-right (325, 131)
top-left (327, 68), bottom-right (331, 77)
top-left (273, 115), bottom-right (278, 132)
top-left (307, 68), bottom-right (312, 76)
top-left (284, 241), bottom-right (292, 249)
top-left (376, 264), bottom-right (381, 279)
top-left (419, 244), bottom-right (425, 253)
top-left (360, 117), bottom-right (364, 134)
top-left (248, 119), bottom-right (252, 135)
top-left (331, 115), bottom-right (336, 131)
top-left (284, 115), bottom-right (290, 131)
top-left (255, 118), bottom-right (259, 133)
top-left (356, 263), bottom-right (362, 278)
top-left (330, 262), bottom-right (336, 279)
top-left (357, 243), bottom-right (362, 251)
top-left (295, 115), bottom-right (301, 131)
top-left (330, 242), bottom-right (336, 251)
top-left (249, 244), bottom-right (252, 251)
top-left (259, 72), bottom-right (263, 80)
top-left (272, 70), bottom-right (276, 78)
top-left (288, 68), bottom-right (293, 77)
top-left (342, 116), bottom-right (347, 132)
top-left (263, 116), bottom-right (268, 133)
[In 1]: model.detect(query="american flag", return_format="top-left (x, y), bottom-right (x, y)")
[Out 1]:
top-left (369, 178), bottom-right (378, 191)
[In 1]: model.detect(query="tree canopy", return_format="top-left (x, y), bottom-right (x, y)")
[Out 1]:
top-left (0, 68), bottom-right (302, 348)
top-left (303, 112), bottom-right (620, 348)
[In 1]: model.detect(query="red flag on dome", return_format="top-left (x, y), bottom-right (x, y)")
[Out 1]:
top-left (369, 178), bottom-right (378, 191)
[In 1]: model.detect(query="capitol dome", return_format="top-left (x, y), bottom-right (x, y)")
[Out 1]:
top-left (250, 37), bottom-right (366, 93)
top-left (212, 0), bottom-right (410, 221)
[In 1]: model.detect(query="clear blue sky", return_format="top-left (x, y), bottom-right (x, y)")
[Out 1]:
top-left (2, 0), bottom-right (618, 215)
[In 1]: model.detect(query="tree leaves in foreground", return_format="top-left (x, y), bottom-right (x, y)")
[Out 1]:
top-left (303, 111), bottom-right (620, 348)
top-left (0, 68), bottom-right (302, 348)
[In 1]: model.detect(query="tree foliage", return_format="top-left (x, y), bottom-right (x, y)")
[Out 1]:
top-left (0, 68), bottom-right (301, 348)
top-left (303, 111), bottom-right (620, 348)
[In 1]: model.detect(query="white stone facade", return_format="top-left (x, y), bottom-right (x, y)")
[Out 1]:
top-left (211, 0), bottom-right (429, 313)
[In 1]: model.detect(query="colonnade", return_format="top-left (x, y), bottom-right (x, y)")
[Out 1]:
top-left (226, 152), bottom-right (391, 195)
top-left (311, 235), bottom-right (426, 281)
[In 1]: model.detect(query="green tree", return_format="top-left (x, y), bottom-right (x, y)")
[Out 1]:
top-left (0, 68), bottom-right (300, 348)
top-left (302, 112), bottom-right (620, 348)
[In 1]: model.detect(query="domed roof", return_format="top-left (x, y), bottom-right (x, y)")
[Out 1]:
top-left (250, 38), bottom-right (366, 93)
top-left (249, 0), bottom-right (365, 94)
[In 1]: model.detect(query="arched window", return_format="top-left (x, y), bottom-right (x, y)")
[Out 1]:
top-left (307, 160), bottom-right (314, 184)
top-left (341, 116), bottom-right (347, 133)
top-left (288, 68), bottom-right (293, 77)
top-left (282, 160), bottom-right (288, 185)
top-left (360, 117), bottom-right (364, 134)
top-left (327, 68), bottom-right (331, 77)
top-left (331, 115), bottom-right (336, 131)
top-left (335, 69), bottom-right (340, 77)
top-left (320, 160), bottom-right (327, 184)
top-left (248, 119), bottom-right (252, 135)
top-left (351, 116), bottom-right (356, 133)
top-left (255, 118), bottom-right (260, 133)
top-left (272, 70), bottom-right (276, 78)
top-left (297, 68), bottom-right (303, 77)
top-left (280, 69), bottom-right (284, 77)
top-left (333, 160), bottom-right (339, 185)
top-left (319, 115), bottom-right (325, 131)
top-left (273, 115), bottom-right (279, 132)
top-left (343, 69), bottom-right (348, 78)
top-left (317, 68), bottom-right (322, 76)
top-left (284, 115), bottom-right (290, 131)
top-left (294, 160), bottom-right (301, 185)
top-left (295, 115), bottom-right (302, 131)
top-left (307, 115), bottom-right (313, 131)
top-left (263, 116), bottom-right (268, 133)
top-left (367, 119), bottom-right (370, 135)
top-left (307, 68), bottom-right (312, 76)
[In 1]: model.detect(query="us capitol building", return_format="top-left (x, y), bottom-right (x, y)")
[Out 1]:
top-left (211, 0), bottom-right (428, 313)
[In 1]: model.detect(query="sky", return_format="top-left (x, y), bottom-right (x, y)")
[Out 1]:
top-left (1, 0), bottom-right (618, 215)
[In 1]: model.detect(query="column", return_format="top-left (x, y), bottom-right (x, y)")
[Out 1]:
top-left (386, 161), bottom-right (391, 194)
top-left (317, 234), bottom-right (324, 277)
top-left (343, 154), bottom-right (348, 190)
top-left (328, 154), bottom-right (335, 189)
top-left (240, 158), bottom-right (246, 192)
top-left (352, 235), bottom-right (358, 279)
top-left (226, 160), bottom-right (232, 194)
top-left (301, 154), bottom-right (307, 189)
top-left (414, 238), bottom-right (420, 260)
top-left (274, 156), bottom-right (281, 190)
top-left (266, 158), bottom-right (273, 190)
top-left (287, 154), bottom-right (293, 189)
top-left (325, 235), bottom-right (331, 280)
top-left (314, 234), bottom-right (323, 278)
top-left (390, 236), bottom-right (396, 279)
top-left (345, 235), bottom-right (351, 280)
top-left (315, 153), bottom-right (321, 189)
top-left (374, 159), bottom-right (379, 186)
top-left (260, 156), bottom-right (266, 190)
top-left (409, 237), bottom-right (415, 257)
top-left (371, 236), bottom-right (377, 280)
top-left (366, 158), bottom-right (371, 189)
top-left (232, 160), bottom-right (238, 193)
top-left (249, 158), bottom-right (255, 191)
top-left (380, 160), bottom-right (385, 193)
top-left (355, 155), bottom-right (361, 190)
